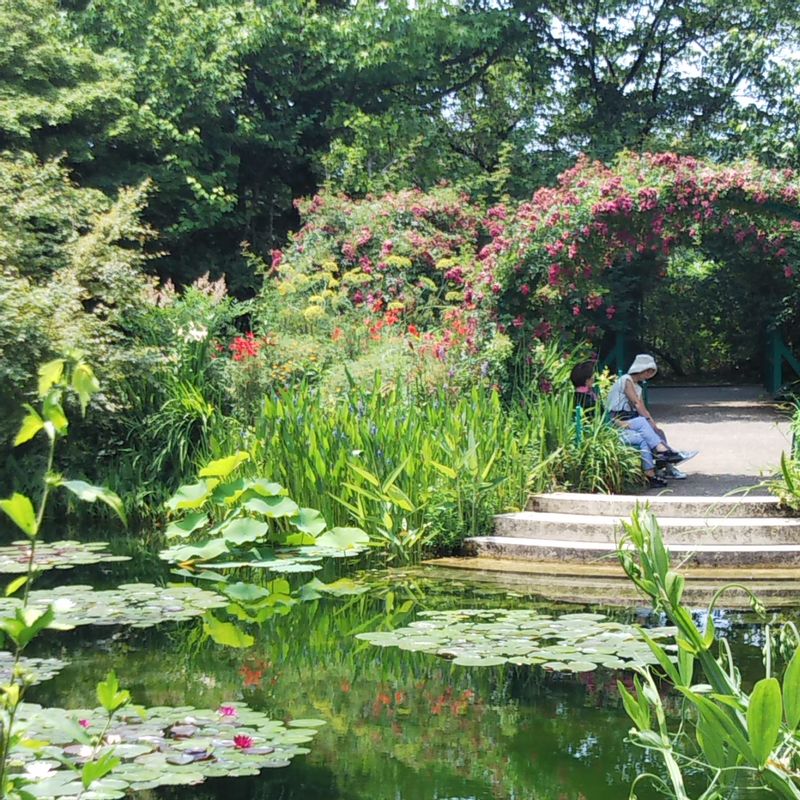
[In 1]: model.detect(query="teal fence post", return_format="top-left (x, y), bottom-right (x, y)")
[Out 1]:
top-left (575, 405), bottom-right (584, 446)
top-left (765, 327), bottom-right (800, 395)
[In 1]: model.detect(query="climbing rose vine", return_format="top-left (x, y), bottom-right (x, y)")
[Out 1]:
top-left (481, 152), bottom-right (800, 340)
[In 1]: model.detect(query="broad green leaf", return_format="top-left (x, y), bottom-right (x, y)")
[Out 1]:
top-left (784, 647), bottom-right (800, 729)
top-left (96, 671), bottom-right (131, 713)
top-left (220, 518), bottom-right (268, 545)
top-left (14, 405), bottom-right (44, 446)
top-left (71, 362), bottom-right (100, 415)
top-left (211, 477), bottom-right (249, 506)
top-left (244, 495), bottom-right (300, 518)
top-left (199, 451), bottom-right (250, 479)
top-left (290, 508), bottom-right (327, 536)
top-left (284, 532), bottom-right (316, 546)
top-left (165, 480), bottom-right (216, 511)
top-left (5, 576), bottom-right (28, 596)
top-left (59, 480), bottom-right (127, 526)
top-left (42, 391), bottom-right (68, 434)
top-left (82, 751), bottom-right (121, 789)
top-left (203, 614), bottom-right (254, 648)
top-left (348, 462), bottom-right (380, 487)
top-left (427, 459), bottom-right (457, 479)
top-left (748, 677), bottom-right (782, 767)
top-left (696, 715), bottom-right (730, 768)
top-left (223, 582), bottom-right (271, 602)
top-left (0, 493), bottom-right (38, 537)
top-left (162, 539), bottom-right (230, 563)
top-left (165, 512), bottom-right (208, 539)
top-left (249, 479), bottom-right (284, 497)
top-left (315, 527), bottom-right (369, 551)
top-left (37, 359), bottom-right (64, 397)
top-left (680, 690), bottom-right (754, 763)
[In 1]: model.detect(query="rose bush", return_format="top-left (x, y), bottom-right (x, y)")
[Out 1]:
top-left (485, 151), bottom-right (800, 344)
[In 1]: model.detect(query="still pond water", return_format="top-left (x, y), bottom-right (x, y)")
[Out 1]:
top-left (25, 550), bottom-right (769, 800)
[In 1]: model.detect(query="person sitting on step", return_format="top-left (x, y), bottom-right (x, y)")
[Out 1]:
top-left (570, 359), bottom-right (692, 489)
top-left (605, 354), bottom-right (698, 482)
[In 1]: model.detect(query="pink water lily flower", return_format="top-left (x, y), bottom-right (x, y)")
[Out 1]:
top-left (218, 705), bottom-right (238, 719)
top-left (233, 734), bottom-right (254, 750)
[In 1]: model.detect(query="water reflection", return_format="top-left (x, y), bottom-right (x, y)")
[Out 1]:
top-left (31, 575), bottom-right (677, 800)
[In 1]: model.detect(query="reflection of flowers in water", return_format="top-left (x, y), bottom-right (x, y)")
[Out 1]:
top-left (240, 666), bottom-right (263, 687)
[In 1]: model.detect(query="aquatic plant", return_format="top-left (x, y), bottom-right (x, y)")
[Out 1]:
top-left (10, 703), bottom-right (324, 798)
top-left (617, 509), bottom-right (800, 799)
top-left (356, 609), bottom-right (675, 672)
top-left (0, 542), bottom-right (129, 574)
top-left (0, 356), bottom-right (127, 797)
top-left (158, 450), bottom-right (368, 571)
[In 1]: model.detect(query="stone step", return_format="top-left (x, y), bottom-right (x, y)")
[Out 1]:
top-left (464, 535), bottom-right (800, 568)
top-left (420, 561), bottom-right (800, 609)
top-left (527, 492), bottom-right (786, 518)
top-left (495, 511), bottom-right (800, 545)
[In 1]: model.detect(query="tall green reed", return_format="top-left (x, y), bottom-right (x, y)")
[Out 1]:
top-left (252, 375), bottom-right (640, 556)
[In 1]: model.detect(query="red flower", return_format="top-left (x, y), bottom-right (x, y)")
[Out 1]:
top-left (407, 324), bottom-right (419, 338)
top-left (230, 332), bottom-right (261, 361)
top-left (331, 327), bottom-right (344, 342)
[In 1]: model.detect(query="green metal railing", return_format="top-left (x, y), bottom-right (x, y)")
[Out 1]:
top-left (765, 328), bottom-right (800, 395)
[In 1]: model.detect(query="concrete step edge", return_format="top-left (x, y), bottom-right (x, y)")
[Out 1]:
top-left (469, 536), bottom-right (800, 553)
top-left (527, 492), bottom-right (788, 518)
top-left (496, 511), bottom-right (800, 528)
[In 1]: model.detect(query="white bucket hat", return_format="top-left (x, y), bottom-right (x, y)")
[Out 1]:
top-left (628, 354), bottom-right (657, 375)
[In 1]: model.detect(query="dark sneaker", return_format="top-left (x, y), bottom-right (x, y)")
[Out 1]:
top-left (676, 450), bottom-right (699, 463)
top-left (655, 450), bottom-right (685, 464)
top-left (665, 465), bottom-right (687, 479)
top-left (648, 476), bottom-right (668, 489)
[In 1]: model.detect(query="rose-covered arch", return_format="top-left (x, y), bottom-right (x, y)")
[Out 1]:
top-left (480, 152), bottom-right (800, 361)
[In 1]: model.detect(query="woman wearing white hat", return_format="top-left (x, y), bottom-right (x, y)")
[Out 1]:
top-left (607, 354), bottom-right (698, 485)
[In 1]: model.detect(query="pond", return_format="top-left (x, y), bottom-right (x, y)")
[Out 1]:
top-left (12, 544), bottom-right (773, 800)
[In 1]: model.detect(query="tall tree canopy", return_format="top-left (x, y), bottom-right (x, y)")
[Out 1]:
top-left (3, 0), bottom-right (800, 290)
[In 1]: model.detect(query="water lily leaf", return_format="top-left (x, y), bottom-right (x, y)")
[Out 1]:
top-left (314, 527), bottom-right (369, 551)
top-left (0, 541), bottom-right (129, 574)
top-left (243, 496), bottom-right (299, 518)
top-left (248, 480), bottom-right (284, 497)
top-left (165, 513), bottom-right (209, 539)
top-left (356, 610), bottom-right (673, 673)
top-left (287, 719), bottom-right (327, 728)
top-left (453, 655), bottom-right (507, 667)
top-left (0, 585), bottom-right (226, 630)
top-left (166, 481), bottom-right (217, 512)
top-left (290, 508), bottom-right (327, 536)
top-left (223, 582), bottom-right (271, 602)
top-left (160, 539), bottom-right (230, 564)
top-left (220, 519), bottom-right (268, 545)
top-left (302, 578), bottom-right (367, 597)
top-left (11, 701), bottom-right (319, 797)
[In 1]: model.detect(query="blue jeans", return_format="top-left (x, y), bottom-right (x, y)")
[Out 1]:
top-left (618, 417), bottom-right (667, 471)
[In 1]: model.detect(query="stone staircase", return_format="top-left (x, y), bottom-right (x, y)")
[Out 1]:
top-left (461, 492), bottom-right (800, 569)
top-left (422, 492), bottom-right (800, 607)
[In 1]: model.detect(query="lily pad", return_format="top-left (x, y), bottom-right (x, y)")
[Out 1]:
top-left (10, 702), bottom-right (320, 798)
top-left (0, 652), bottom-right (66, 685)
top-left (0, 584), bottom-right (226, 630)
top-left (355, 609), bottom-right (674, 674)
top-left (0, 541), bottom-right (129, 574)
